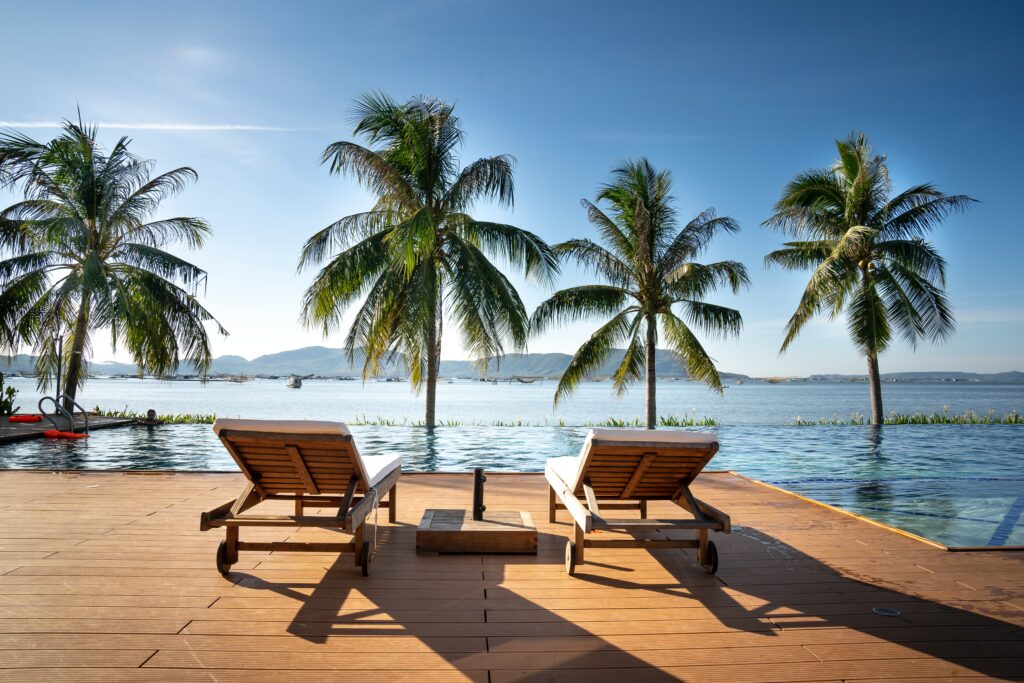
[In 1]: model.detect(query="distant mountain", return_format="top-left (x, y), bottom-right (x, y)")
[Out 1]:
top-left (2, 347), bottom-right (744, 380)
top-left (3, 347), bottom-right (1020, 382)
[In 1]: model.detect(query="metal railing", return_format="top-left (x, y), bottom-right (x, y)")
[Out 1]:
top-left (37, 394), bottom-right (89, 434)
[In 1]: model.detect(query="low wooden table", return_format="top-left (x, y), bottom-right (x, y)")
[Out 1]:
top-left (416, 509), bottom-right (538, 554)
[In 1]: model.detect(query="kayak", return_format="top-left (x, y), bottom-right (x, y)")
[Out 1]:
top-left (42, 429), bottom-right (89, 440)
top-left (8, 415), bottom-right (43, 423)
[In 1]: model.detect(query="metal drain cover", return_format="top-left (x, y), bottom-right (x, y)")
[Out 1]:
top-left (872, 607), bottom-right (902, 617)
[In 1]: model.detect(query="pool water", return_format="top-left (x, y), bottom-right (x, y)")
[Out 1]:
top-left (1, 424), bottom-right (1021, 548)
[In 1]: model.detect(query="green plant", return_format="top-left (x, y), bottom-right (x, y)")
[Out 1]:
top-left (0, 119), bottom-right (226, 410)
top-left (298, 93), bottom-right (558, 428)
top-left (765, 133), bottom-right (975, 425)
top-left (532, 159), bottom-right (748, 428)
top-left (786, 410), bottom-right (1021, 426)
top-left (94, 407), bottom-right (216, 424)
top-left (0, 372), bottom-right (18, 416)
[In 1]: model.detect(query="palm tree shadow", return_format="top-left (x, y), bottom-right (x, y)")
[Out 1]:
top-left (567, 522), bottom-right (1024, 679)
top-left (225, 491), bottom-right (1023, 681)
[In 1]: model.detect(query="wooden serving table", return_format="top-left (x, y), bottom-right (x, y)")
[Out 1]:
top-left (416, 508), bottom-right (538, 554)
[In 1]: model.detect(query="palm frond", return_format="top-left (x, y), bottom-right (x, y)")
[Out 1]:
top-left (660, 312), bottom-right (723, 393)
top-left (530, 285), bottom-right (631, 336)
top-left (553, 309), bottom-right (637, 405)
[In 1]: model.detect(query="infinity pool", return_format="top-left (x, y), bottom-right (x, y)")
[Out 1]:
top-left (1, 424), bottom-right (1021, 548)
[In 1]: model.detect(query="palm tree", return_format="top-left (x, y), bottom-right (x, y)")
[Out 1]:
top-left (0, 119), bottom-right (226, 409)
top-left (532, 159), bottom-right (748, 429)
top-left (764, 133), bottom-right (975, 424)
top-left (299, 93), bottom-right (558, 428)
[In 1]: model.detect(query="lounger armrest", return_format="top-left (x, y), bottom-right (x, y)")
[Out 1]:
top-left (545, 467), bottom-right (593, 533)
top-left (693, 498), bottom-right (731, 533)
top-left (344, 466), bottom-right (401, 532)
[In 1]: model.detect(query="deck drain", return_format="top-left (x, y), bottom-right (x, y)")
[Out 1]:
top-left (872, 607), bottom-right (902, 617)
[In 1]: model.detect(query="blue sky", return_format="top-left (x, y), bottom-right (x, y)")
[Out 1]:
top-left (1, 0), bottom-right (1022, 375)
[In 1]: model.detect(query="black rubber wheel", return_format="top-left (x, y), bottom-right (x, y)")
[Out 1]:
top-left (361, 540), bottom-right (371, 577)
top-left (699, 540), bottom-right (719, 574)
top-left (565, 540), bottom-right (577, 576)
top-left (216, 540), bottom-right (231, 576)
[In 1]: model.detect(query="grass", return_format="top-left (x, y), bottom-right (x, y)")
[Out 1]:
top-left (348, 413), bottom-right (717, 427)
top-left (94, 407), bottom-right (217, 424)
top-left (92, 406), bottom-right (1019, 427)
top-left (788, 409), bottom-right (1023, 426)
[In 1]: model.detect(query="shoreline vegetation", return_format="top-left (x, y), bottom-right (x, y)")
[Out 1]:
top-left (94, 407), bottom-right (1021, 427)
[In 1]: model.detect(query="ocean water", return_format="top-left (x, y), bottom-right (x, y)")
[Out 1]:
top-left (2, 377), bottom-right (1022, 548)
top-left (6, 376), bottom-right (1023, 425)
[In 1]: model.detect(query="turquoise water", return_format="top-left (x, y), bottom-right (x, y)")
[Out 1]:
top-left (1, 422), bottom-right (1021, 548)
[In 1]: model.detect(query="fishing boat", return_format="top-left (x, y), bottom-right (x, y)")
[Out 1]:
top-left (286, 376), bottom-right (302, 389)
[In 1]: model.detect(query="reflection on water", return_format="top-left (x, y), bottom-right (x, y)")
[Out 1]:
top-left (1, 423), bottom-right (1022, 548)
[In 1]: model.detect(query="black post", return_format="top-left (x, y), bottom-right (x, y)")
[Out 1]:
top-left (55, 335), bottom-right (63, 403)
top-left (472, 467), bottom-right (486, 521)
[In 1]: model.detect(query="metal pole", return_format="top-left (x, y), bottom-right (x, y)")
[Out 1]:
top-left (55, 335), bottom-right (63, 403)
top-left (472, 467), bottom-right (486, 521)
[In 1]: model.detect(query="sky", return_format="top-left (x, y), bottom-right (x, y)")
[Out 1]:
top-left (1, 0), bottom-right (1022, 376)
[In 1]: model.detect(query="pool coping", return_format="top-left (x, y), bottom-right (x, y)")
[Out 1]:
top-left (730, 471), bottom-right (1024, 553)
top-left (1, 466), bottom-right (1020, 553)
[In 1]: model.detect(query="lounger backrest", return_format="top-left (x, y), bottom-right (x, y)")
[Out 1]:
top-left (212, 419), bottom-right (369, 496)
top-left (571, 428), bottom-right (719, 499)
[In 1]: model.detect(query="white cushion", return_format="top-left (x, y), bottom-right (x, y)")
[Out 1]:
top-left (588, 428), bottom-right (717, 445)
top-left (360, 454), bottom-right (403, 488)
top-left (549, 428), bottom-right (718, 491)
top-left (213, 419), bottom-right (351, 437)
top-left (545, 456), bottom-right (580, 488)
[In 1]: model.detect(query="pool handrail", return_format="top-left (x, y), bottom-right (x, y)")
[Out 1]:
top-left (37, 394), bottom-right (89, 434)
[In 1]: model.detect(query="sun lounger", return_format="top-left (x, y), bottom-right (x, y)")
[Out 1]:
top-left (200, 419), bottom-right (400, 576)
top-left (546, 428), bottom-right (729, 575)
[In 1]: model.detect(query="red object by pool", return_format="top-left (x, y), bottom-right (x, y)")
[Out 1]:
top-left (42, 429), bottom-right (89, 440)
top-left (8, 415), bottom-right (43, 423)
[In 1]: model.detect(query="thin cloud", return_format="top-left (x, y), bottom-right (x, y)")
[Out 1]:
top-left (0, 121), bottom-right (336, 132)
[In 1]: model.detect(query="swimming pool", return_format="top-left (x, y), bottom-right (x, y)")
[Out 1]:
top-left (1, 423), bottom-right (1021, 548)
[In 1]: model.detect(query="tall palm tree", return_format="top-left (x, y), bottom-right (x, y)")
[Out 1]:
top-left (532, 159), bottom-right (748, 429)
top-left (299, 93), bottom-right (558, 428)
top-left (0, 120), bottom-right (226, 409)
top-left (764, 133), bottom-right (975, 424)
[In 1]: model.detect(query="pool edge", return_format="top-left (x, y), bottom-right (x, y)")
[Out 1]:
top-left (728, 471), bottom-right (1024, 553)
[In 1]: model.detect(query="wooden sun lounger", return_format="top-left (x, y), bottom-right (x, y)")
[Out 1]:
top-left (199, 419), bottom-right (401, 577)
top-left (545, 428), bottom-right (730, 575)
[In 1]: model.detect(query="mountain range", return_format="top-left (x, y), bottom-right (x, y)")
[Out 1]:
top-left (2, 346), bottom-right (1021, 382)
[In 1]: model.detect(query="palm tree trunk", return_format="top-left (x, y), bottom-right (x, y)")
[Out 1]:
top-left (645, 314), bottom-right (657, 430)
top-left (62, 298), bottom-right (90, 412)
top-left (424, 302), bottom-right (441, 430)
top-left (866, 352), bottom-right (883, 425)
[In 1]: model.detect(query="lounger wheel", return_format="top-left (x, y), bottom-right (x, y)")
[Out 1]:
top-left (565, 541), bottom-right (577, 576)
top-left (361, 541), bottom-right (371, 577)
top-left (699, 540), bottom-right (718, 574)
top-left (216, 540), bottom-right (232, 576)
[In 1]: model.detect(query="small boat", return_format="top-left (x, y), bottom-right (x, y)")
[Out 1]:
top-left (286, 377), bottom-right (302, 389)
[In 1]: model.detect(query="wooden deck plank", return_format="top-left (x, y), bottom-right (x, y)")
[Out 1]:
top-left (0, 470), bottom-right (1020, 682)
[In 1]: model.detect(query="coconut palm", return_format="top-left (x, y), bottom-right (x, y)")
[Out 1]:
top-left (0, 120), bottom-right (226, 409)
top-left (299, 93), bottom-right (558, 428)
top-left (532, 159), bottom-right (748, 429)
top-left (764, 133), bottom-right (975, 424)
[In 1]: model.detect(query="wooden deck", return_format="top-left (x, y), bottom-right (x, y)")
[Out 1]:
top-left (0, 470), bottom-right (1021, 682)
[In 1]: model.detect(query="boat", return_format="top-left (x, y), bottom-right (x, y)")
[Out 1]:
top-left (286, 377), bottom-right (302, 389)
